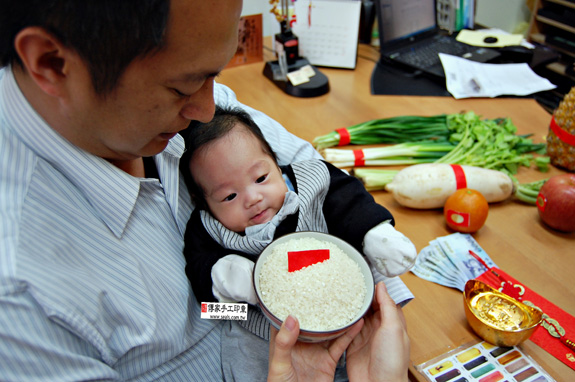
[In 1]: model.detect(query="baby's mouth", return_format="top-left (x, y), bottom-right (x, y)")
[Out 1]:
top-left (251, 208), bottom-right (271, 224)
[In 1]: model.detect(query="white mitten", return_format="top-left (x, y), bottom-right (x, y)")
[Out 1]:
top-left (363, 221), bottom-right (418, 277)
top-left (211, 255), bottom-right (258, 305)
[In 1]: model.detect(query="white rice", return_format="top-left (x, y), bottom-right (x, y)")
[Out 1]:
top-left (259, 237), bottom-right (366, 331)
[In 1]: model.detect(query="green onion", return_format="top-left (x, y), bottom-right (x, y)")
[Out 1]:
top-left (312, 115), bottom-right (452, 150)
top-left (321, 142), bottom-right (455, 168)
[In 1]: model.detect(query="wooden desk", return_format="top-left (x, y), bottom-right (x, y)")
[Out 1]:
top-left (218, 44), bottom-right (575, 381)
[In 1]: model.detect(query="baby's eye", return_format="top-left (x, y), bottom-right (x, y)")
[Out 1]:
top-left (256, 174), bottom-right (268, 184)
top-left (223, 193), bottom-right (237, 202)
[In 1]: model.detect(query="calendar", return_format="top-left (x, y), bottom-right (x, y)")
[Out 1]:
top-left (291, 0), bottom-right (361, 69)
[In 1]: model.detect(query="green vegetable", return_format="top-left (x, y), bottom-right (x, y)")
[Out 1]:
top-left (355, 167), bottom-right (548, 207)
top-left (514, 179), bottom-right (547, 205)
top-left (535, 156), bottom-right (551, 172)
top-left (434, 112), bottom-right (547, 175)
top-left (351, 168), bottom-right (398, 191)
top-left (312, 115), bottom-right (452, 150)
top-left (325, 112), bottom-right (549, 192)
top-left (321, 142), bottom-right (454, 168)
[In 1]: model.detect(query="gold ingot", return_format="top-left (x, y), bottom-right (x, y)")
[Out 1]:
top-left (463, 280), bottom-right (543, 346)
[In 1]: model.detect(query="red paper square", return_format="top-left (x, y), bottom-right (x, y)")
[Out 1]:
top-left (288, 249), bottom-right (330, 272)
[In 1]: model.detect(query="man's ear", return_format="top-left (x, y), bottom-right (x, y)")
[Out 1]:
top-left (14, 27), bottom-right (71, 97)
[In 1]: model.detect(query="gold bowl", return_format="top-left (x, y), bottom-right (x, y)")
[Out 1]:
top-left (463, 280), bottom-right (543, 347)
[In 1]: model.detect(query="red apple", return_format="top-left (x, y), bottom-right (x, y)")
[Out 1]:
top-left (536, 174), bottom-right (575, 232)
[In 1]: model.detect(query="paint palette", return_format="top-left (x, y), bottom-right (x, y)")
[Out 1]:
top-left (415, 341), bottom-right (554, 382)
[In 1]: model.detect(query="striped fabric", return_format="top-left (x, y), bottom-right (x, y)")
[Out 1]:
top-left (0, 65), bottom-right (327, 381)
top-left (291, 160), bottom-right (330, 232)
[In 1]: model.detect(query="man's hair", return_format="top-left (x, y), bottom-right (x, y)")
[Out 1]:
top-left (0, 0), bottom-right (170, 95)
top-left (180, 106), bottom-right (279, 210)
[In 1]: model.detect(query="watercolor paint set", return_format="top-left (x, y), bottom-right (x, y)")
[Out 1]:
top-left (415, 341), bottom-right (555, 382)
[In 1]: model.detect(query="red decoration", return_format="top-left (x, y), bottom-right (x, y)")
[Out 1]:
top-left (288, 249), bottom-right (330, 272)
top-left (476, 268), bottom-right (575, 371)
top-left (450, 164), bottom-right (467, 189)
top-left (336, 128), bottom-right (351, 146)
top-left (445, 209), bottom-right (470, 227)
top-left (353, 150), bottom-right (365, 167)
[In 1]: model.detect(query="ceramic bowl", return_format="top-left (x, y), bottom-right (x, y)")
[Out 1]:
top-left (253, 231), bottom-right (375, 342)
top-left (463, 279), bottom-right (543, 347)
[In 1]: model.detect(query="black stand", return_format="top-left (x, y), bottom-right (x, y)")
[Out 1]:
top-left (370, 61), bottom-right (450, 96)
top-left (263, 58), bottom-right (330, 98)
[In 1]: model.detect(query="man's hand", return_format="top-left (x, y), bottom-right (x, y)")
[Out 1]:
top-left (346, 282), bottom-right (410, 382)
top-left (268, 315), bottom-right (363, 382)
top-left (267, 282), bottom-right (410, 382)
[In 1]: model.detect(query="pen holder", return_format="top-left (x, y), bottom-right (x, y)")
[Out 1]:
top-left (547, 86), bottom-right (575, 171)
top-left (263, 58), bottom-right (329, 98)
top-left (275, 21), bottom-right (299, 66)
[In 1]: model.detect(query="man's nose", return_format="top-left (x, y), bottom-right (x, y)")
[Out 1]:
top-left (179, 79), bottom-right (216, 123)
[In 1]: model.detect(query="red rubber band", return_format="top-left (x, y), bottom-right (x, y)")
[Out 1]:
top-left (336, 128), bottom-right (351, 146)
top-left (353, 150), bottom-right (365, 167)
top-left (550, 116), bottom-right (575, 146)
top-left (450, 164), bottom-right (467, 189)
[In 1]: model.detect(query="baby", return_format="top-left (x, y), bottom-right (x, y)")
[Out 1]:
top-left (180, 106), bottom-right (417, 307)
top-left (179, 105), bottom-right (417, 380)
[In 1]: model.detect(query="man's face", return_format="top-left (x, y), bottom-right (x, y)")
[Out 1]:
top-left (67, 0), bottom-right (242, 162)
top-left (190, 124), bottom-right (288, 233)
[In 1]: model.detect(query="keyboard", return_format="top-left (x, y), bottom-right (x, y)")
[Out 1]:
top-left (392, 36), bottom-right (475, 70)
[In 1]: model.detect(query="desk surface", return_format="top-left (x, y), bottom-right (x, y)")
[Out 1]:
top-left (218, 44), bottom-right (575, 381)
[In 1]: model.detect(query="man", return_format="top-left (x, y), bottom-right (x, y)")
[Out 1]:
top-left (0, 1), bottom-right (410, 380)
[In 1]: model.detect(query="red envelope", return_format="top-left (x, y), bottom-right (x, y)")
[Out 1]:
top-left (476, 268), bottom-right (575, 371)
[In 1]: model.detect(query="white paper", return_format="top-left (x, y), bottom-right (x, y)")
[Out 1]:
top-left (456, 29), bottom-right (524, 48)
top-left (439, 53), bottom-right (556, 99)
top-left (292, 0), bottom-right (361, 69)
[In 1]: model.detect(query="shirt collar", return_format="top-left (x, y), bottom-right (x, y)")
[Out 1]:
top-left (0, 66), bottom-right (184, 238)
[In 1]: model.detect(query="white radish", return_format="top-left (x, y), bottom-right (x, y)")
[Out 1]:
top-left (384, 163), bottom-right (515, 209)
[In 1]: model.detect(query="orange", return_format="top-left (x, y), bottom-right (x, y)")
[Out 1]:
top-left (443, 188), bottom-right (489, 233)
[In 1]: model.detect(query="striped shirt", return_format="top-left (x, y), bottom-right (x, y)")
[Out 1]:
top-left (0, 66), bottom-right (323, 381)
top-left (0, 65), bottom-right (413, 381)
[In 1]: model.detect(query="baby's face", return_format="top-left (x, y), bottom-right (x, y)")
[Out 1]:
top-left (190, 124), bottom-right (288, 233)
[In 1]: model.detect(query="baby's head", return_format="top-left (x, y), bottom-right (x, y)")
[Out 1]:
top-left (181, 106), bottom-right (288, 233)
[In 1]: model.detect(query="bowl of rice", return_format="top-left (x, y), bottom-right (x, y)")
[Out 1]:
top-left (253, 231), bottom-right (375, 342)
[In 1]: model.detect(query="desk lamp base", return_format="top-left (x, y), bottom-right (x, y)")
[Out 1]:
top-left (263, 58), bottom-right (329, 98)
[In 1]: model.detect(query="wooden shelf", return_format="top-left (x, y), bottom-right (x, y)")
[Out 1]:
top-left (546, 0), bottom-right (575, 9)
top-left (528, 0), bottom-right (575, 103)
top-left (535, 15), bottom-right (575, 34)
top-left (529, 32), bottom-right (546, 43)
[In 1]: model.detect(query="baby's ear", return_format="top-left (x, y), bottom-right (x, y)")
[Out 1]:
top-left (190, 189), bottom-right (208, 211)
top-left (14, 26), bottom-right (74, 97)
